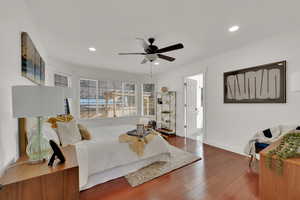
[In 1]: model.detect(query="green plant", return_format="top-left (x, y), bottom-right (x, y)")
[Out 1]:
top-left (266, 132), bottom-right (300, 174)
top-left (266, 132), bottom-right (300, 175)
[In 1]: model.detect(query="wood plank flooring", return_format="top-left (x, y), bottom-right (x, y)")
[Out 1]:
top-left (80, 136), bottom-right (259, 200)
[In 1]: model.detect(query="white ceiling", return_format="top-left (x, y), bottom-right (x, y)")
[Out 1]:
top-left (26, 0), bottom-right (300, 74)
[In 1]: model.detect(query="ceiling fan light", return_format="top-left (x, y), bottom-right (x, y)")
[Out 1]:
top-left (228, 25), bottom-right (239, 32)
top-left (88, 47), bottom-right (96, 52)
top-left (154, 62), bottom-right (159, 66)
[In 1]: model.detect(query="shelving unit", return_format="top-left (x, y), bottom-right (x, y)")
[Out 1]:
top-left (156, 91), bottom-right (176, 135)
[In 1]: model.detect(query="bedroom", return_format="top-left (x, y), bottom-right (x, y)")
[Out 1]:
top-left (1, 0), bottom-right (300, 200)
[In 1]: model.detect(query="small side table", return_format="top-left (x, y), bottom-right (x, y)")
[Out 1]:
top-left (0, 145), bottom-right (79, 200)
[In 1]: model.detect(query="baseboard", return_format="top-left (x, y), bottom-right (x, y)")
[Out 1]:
top-left (203, 139), bottom-right (247, 157)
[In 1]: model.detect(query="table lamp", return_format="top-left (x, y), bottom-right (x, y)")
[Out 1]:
top-left (12, 85), bottom-right (65, 163)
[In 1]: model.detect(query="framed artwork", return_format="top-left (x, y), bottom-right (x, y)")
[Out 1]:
top-left (224, 61), bottom-right (286, 103)
top-left (21, 32), bottom-right (45, 85)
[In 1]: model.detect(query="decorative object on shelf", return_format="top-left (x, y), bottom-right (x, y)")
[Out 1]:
top-left (161, 87), bottom-right (169, 93)
top-left (265, 132), bottom-right (300, 174)
top-left (21, 32), bottom-right (45, 85)
top-left (156, 91), bottom-right (176, 135)
top-left (48, 140), bottom-right (66, 167)
top-left (12, 86), bottom-right (66, 163)
top-left (224, 61), bottom-right (286, 103)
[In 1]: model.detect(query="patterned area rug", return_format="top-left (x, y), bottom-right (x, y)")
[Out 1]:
top-left (125, 145), bottom-right (201, 187)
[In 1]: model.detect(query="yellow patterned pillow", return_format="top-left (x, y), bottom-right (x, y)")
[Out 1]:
top-left (47, 115), bottom-right (74, 128)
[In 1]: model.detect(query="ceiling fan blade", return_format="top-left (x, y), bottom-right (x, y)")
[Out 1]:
top-left (158, 54), bottom-right (176, 62)
top-left (141, 58), bottom-right (148, 64)
top-left (136, 38), bottom-right (149, 51)
top-left (118, 53), bottom-right (146, 55)
top-left (156, 43), bottom-right (184, 53)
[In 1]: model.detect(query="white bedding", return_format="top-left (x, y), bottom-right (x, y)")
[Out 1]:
top-left (75, 124), bottom-right (171, 189)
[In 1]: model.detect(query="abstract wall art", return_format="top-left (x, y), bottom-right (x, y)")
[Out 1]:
top-left (224, 61), bottom-right (286, 103)
top-left (21, 32), bottom-right (45, 85)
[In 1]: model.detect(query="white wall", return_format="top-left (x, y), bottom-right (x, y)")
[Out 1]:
top-left (156, 29), bottom-right (300, 155)
top-left (0, 0), bottom-right (48, 175)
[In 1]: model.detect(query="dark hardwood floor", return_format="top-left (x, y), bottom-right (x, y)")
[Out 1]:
top-left (80, 136), bottom-right (259, 200)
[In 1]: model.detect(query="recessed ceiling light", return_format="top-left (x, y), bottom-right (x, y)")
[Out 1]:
top-left (229, 25), bottom-right (240, 32)
top-left (154, 61), bottom-right (159, 66)
top-left (88, 47), bottom-right (96, 52)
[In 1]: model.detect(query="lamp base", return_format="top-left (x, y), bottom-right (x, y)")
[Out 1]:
top-left (26, 117), bottom-right (51, 164)
top-left (27, 159), bottom-right (46, 165)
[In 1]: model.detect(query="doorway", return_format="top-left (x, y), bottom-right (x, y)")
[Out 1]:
top-left (184, 73), bottom-right (204, 141)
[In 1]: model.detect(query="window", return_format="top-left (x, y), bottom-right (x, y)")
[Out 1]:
top-left (123, 82), bottom-right (137, 117)
top-left (54, 73), bottom-right (69, 87)
top-left (54, 73), bottom-right (71, 114)
top-left (80, 79), bottom-right (137, 119)
top-left (142, 83), bottom-right (155, 116)
top-left (80, 79), bottom-right (97, 118)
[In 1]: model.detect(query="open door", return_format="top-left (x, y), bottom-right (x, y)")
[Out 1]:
top-left (185, 79), bottom-right (198, 137)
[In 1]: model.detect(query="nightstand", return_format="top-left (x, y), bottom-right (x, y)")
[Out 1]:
top-left (0, 145), bottom-right (79, 200)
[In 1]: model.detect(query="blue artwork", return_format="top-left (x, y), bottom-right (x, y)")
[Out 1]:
top-left (21, 32), bottom-right (45, 85)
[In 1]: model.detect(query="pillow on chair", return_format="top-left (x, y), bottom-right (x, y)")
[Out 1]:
top-left (255, 142), bottom-right (270, 153)
top-left (261, 126), bottom-right (281, 139)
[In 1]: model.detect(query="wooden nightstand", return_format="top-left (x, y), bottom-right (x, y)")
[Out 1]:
top-left (0, 145), bottom-right (79, 200)
top-left (260, 141), bottom-right (300, 200)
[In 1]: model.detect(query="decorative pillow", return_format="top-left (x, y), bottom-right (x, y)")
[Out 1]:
top-left (260, 126), bottom-right (281, 139)
top-left (77, 124), bottom-right (92, 140)
top-left (56, 120), bottom-right (82, 146)
top-left (262, 129), bottom-right (273, 138)
top-left (47, 115), bottom-right (74, 128)
top-left (42, 123), bottom-right (60, 145)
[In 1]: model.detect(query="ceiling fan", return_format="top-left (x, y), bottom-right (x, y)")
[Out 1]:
top-left (118, 38), bottom-right (184, 64)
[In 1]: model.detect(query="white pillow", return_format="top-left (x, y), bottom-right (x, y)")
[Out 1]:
top-left (56, 120), bottom-right (82, 146)
top-left (43, 123), bottom-right (60, 145)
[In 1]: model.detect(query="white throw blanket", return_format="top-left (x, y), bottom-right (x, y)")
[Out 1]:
top-left (244, 124), bottom-right (298, 157)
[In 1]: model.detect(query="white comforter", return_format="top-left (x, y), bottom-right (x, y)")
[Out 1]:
top-left (75, 125), bottom-right (170, 188)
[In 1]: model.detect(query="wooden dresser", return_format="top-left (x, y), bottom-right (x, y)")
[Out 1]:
top-left (260, 141), bottom-right (300, 200)
top-left (0, 145), bottom-right (79, 200)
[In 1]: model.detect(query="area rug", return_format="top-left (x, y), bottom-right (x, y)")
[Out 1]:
top-left (125, 145), bottom-right (201, 187)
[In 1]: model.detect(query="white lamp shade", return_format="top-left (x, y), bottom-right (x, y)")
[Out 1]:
top-left (63, 87), bottom-right (73, 98)
top-left (290, 72), bottom-right (300, 92)
top-left (12, 85), bottom-right (65, 118)
top-left (56, 86), bottom-right (73, 98)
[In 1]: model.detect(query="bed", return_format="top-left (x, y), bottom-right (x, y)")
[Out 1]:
top-left (19, 119), bottom-right (171, 191)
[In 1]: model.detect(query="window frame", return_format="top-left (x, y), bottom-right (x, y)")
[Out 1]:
top-left (79, 78), bottom-right (138, 119)
top-left (141, 83), bottom-right (156, 117)
top-left (53, 72), bottom-right (72, 115)
top-left (53, 72), bottom-right (71, 88)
